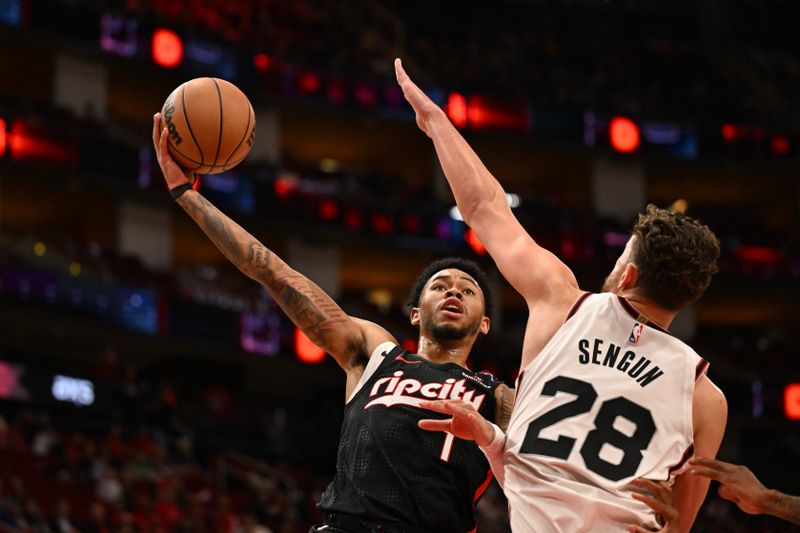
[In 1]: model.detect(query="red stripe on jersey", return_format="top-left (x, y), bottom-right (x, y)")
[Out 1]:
top-left (473, 469), bottom-right (494, 503)
top-left (667, 443), bottom-right (695, 477)
top-left (695, 359), bottom-right (709, 380)
top-left (515, 370), bottom-right (525, 391)
top-left (565, 292), bottom-right (592, 322)
top-left (395, 355), bottom-right (422, 365)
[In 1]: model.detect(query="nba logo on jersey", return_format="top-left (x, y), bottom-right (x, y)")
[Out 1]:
top-left (629, 322), bottom-right (645, 344)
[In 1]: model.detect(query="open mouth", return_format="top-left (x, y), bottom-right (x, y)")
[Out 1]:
top-left (440, 298), bottom-right (464, 316)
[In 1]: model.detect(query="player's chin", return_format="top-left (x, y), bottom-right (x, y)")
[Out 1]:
top-left (430, 323), bottom-right (469, 341)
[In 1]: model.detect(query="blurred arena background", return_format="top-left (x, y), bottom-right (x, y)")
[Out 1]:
top-left (0, 0), bottom-right (798, 531)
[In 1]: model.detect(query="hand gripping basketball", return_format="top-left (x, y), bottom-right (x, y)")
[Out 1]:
top-left (153, 113), bottom-right (196, 198)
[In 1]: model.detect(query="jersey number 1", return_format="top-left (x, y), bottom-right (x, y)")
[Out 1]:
top-left (519, 376), bottom-right (656, 481)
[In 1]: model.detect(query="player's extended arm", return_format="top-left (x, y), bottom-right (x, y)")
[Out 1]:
top-left (671, 375), bottom-right (728, 532)
top-left (395, 59), bottom-right (579, 307)
top-left (152, 114), bottom-right (395, 377)
top-left (689, 457), bottom-right (800, 525)
top-left (418, 399), bottom-right (508, 487)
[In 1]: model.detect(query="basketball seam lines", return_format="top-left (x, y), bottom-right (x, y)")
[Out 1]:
top-left (167, 140), bottom-right (204, 171)
top-left (211, 78), bottom-right (224, 167)
top-left (162, 150), bottom-right (249, 170)
top-left (181, 83), bottom-right (205, 166)
top-left (222, 102), bottom-right (252, 169)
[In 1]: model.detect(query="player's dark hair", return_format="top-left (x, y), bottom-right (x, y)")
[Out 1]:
top-left (631, 204), bottom-right (720, 311)
top-left (406, 257), bottom-right (493, 318)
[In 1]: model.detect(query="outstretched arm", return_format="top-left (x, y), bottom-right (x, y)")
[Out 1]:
top-left (690, 458), bottom-right (800, 525)
top-left (153, 114), bottom-right (396, 382)
top-left (418, 399), bottom-right (507, 486)
top-left (671, 375), bottom-right (728, 532)
top-left (395, 59), bottom-right (580, 308)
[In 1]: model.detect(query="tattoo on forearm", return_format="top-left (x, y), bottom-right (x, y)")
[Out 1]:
top-left (177, 191), bottom-right (354, 355)
top-left (497, 386), bottom-right (515, 432)
top-left (178, 192), bottom-right (246, 267)
top-left (774, 493), bottom-right (800, 525)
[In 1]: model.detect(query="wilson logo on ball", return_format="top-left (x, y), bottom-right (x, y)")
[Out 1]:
top-left (163, 104), bottom-right (183, 145)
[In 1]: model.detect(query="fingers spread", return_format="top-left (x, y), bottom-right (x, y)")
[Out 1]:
top-left (629, 479), bottom-right (670, 504)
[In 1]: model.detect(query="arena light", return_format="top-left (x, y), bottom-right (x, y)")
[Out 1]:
top-left (771, 134), bottom-right (791, 156)
top-left (465, 228), bottom-right (486, 255)
top-left (326, 78), bottom-right (347, 104)
top-left (152, 28), bottom-right (183, 68)
top-left (401, 339), bottom-right (418, 353)
top-left (371, 213), bottom-right (393, 236)
top-left (354, 83), bottom-right (377, 108)
top-left (343, 208), bottom-right (363, 231)
top-left (0, 118), bottom-right (5, 158)
top-left (609, 117), bottom-right (640, 153)
top-left (297, 71), bottom-right (321, 94)
top-left (446, 93), bottom-right (468, 129)
top-left (295, 328), bottom-right (326, 363)
top-left (401, 213), bottom-right (422, 235)
top-left (785, 383), bottom-right (800, 420)
top-left (721, 123), bottom-right (737, 141)
top-left (253, 53), bottom-right (272, 71)
top-left (467, 95), bottom-right (528, 132)
top-left (318, 199), bottom-right (339, 221)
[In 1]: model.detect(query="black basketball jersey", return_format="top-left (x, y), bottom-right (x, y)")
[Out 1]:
top-left (319, 344), bottom-right (502, 533)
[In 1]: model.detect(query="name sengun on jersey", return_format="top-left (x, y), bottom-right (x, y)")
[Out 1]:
top-left (365, 370), bottom-right (488, 410)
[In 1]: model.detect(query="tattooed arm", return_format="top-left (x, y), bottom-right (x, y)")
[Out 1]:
top-left (152, 114), bottom-right (396, 385)
top-left (494, 384), bottom-right (515, 433)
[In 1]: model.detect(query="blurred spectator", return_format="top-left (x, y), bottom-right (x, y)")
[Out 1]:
top-left (95, 467), bottom-right (124, 505)
top-left (51, 499), bottom-right (78, 533)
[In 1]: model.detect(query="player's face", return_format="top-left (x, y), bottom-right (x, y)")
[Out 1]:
top-left (413, 269), bottom-right (489, 341)
top-left (602, 236), bottom-right (635, 293)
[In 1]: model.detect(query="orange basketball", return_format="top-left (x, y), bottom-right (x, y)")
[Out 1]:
top-left (160, 77), bottom-right (255, 175)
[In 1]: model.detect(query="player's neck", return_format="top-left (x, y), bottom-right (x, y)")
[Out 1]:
top-left (415, 335), bottom-right (472, 367)
top-left (618, 290), bottom-right (676, 329)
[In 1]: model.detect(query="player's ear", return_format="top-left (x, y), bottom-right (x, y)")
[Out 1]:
top-left (479, 316), bottom-right (490, 335)
top-left (620, 263), bottom-right (639, 290)
top-left (409, 307), bottom-right (421, 326)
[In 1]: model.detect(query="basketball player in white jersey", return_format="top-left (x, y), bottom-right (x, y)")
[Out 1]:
top-left (395, 59), bottom-right (727, 532)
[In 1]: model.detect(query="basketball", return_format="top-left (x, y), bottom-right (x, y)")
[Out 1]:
top-left (160, 77), bottom-right (256, 175)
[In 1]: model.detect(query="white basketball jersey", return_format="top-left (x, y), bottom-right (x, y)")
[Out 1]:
top-left (503, 293), bottom-right (708, 532)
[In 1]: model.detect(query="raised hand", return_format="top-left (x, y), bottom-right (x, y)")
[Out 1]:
top-left (689, 457), bottom-right (772, 515)
top-left (394, 58), bottom-right (444, 137)
top-left (628, 478), bottom-right (679, 533)
top-left (152, 112), bottom-right (195, 190)
top-left (418, 399), bottom-right (495, 448)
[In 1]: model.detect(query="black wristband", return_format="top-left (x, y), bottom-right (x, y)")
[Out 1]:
top-left (170, 182), bottom-right (194, 200)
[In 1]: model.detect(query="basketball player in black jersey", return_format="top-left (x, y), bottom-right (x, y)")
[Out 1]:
top-left (152, 115), bottom-right (515, 533)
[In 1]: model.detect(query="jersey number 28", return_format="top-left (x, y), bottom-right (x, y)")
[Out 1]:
top-left (519, 376), bottom-right (656, 481)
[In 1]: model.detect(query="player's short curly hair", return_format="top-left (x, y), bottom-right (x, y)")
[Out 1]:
top-left (631, 204), bottom-right (720, 311)
top-left (406, 257), bottom-right (493, 319)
